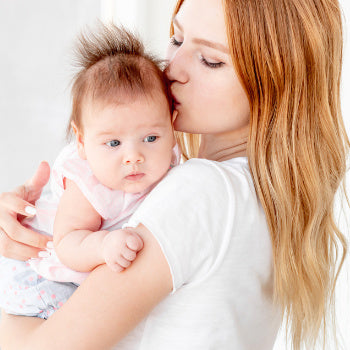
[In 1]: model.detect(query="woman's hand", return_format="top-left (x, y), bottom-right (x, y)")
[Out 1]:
top-left (0, 161), bottom-right (52, 260)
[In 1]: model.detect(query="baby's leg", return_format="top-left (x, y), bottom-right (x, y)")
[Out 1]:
top-left (33, 278), bottom-right (78, 319)
top-left (0, 257), bottom-right (77, 319)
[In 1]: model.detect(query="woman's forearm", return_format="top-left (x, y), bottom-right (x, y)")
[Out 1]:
top-left (1, 265), bottom-right (140, 350)
top-left (0, 312), bottom-right (45, 350)
top-left (0, 225), bottom-right (173, 350)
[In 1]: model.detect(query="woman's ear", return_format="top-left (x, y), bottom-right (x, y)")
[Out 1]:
top-left (71, 121), bottom-right (87, 160)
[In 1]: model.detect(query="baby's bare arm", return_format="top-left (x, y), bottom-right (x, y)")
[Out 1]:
top-left (53, 178), bottom-right (107, 272)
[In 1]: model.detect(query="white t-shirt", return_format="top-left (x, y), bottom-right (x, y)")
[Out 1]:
top-left (115, 157), bottom-right (282, 350)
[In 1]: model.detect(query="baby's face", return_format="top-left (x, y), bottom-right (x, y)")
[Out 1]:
top-left (78, 94), bottom-right (175, 193)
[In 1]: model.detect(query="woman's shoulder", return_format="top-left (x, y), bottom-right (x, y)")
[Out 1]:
top-left (174, 156), bottom-right (249, 175)
top-left (165, 157), bottom-right (253, 195)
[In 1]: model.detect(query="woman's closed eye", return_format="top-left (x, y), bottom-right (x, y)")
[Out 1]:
top-left (106, 140), bottom-right (120, 147)
top-left (200, 56), bottom-right (224, 69)
top-left (170, 36), bottom-right (182, 47)
top-left (170, 36), bottom-right (224, 69)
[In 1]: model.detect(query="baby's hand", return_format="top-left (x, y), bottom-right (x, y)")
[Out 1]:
top-left (102, 229), bottom-right (144, 272)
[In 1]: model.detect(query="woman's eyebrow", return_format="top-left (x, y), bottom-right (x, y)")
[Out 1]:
top-left (173, 17), bottom-right (229, 54)
top-left (192, 38), bottom-right (229, 54)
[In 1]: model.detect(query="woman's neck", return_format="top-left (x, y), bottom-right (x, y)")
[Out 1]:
top-left (198, 125), bottom-right (249, 162)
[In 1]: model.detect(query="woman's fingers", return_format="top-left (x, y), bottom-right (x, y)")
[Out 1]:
top-left (20, 161), bottom-right (51, 204)
top-left (25, 161), bottom-right (50, 191)
top-left (0, 229), bottom-right (42, 260)
top-left (0, 161), bottom-right (51, 259)
top-left (0, 161), bottom-right (50, 217)
top-left (0, 213), bottom-right (50, 250)
top-left (0, 191), bottom-right (36, 217)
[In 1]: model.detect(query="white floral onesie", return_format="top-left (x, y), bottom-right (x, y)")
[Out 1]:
top-left (0, 142), bottom-right (180, 319)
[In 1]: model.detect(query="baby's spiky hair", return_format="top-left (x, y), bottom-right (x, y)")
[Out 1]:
top-left (68, 22), bottom-right (171, 137)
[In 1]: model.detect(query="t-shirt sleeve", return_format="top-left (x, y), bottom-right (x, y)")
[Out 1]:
top-left (124, 159), bottom-right (237, 294)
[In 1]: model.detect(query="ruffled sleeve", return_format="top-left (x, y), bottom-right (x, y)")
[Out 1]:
top-left (50, 143), bottom-right (127, 220)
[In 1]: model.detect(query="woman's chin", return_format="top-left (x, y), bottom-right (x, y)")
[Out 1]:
top-left (174, 122), bottom-right (201, 134)
top-left (173, 114), bottom-right (195, 133)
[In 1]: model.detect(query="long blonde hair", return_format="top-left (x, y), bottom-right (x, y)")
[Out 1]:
top-left (171, 0), bottom-right (349, 349)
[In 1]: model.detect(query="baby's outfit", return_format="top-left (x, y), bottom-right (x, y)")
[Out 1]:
top-left (0, 142), bottom-right (180, 319)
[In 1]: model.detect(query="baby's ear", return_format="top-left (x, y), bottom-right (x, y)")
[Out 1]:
top-left (171, 111), bottom-right (178, 147)
top-left (71, 121), bottom-right (87, 160)
top-left (172, 133), bottom-right (176, 148)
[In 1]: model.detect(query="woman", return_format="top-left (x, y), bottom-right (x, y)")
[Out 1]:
top-left (0, 0), bottom-right (348, 349)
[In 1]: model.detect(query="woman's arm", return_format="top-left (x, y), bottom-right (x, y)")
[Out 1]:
top-left (0, 224), bottom-right (173, 350)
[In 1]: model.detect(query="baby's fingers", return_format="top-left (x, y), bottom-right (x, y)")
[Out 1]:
top-left (105, 257), bottom-right (129, 272)
top-left (121, 245), bottom-right (137, 262)
top-left (0, 192), bottom-right (36, 217)
top-left (125, 233), bottom-right (144, 252)
top-left (116, 255), bottom-right (132, 269)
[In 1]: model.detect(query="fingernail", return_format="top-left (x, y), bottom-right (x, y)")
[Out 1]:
top-left (46, 241), bottom-right (54, 249)
top-left (25, 206), bottom-right (36, 216)
top-left (38, 251), bottom-right (50, 258)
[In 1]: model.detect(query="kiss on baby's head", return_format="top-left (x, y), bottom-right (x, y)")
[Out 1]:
top-left (0, 23), bottom-right (181, 323)
top-left (65, 23), bottom-right (177, 193)
top-left (68, 23), bottom-right (172, 136)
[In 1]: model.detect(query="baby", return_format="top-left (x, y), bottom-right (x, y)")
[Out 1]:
top-left (0, 23), bottom-right (180, 319)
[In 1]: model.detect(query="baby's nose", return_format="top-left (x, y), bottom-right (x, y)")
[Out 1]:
top-left (123, 152), bottom-right (144, 165)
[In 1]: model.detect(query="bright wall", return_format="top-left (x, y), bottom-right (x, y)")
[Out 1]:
top-left (0, 1), bottom-right (348, 349)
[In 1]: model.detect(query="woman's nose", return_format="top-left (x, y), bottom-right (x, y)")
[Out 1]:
top-left (165, 47), bottom-right (188, 84)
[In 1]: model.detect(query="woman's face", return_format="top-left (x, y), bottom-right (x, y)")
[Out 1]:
top-left (166, 0), bottom-right (250, 135)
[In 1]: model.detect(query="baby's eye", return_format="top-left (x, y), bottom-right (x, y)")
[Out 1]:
top-left (106, 140), bottom-right (120, 147)
top-left (144, 136), bottom-right (158, 143)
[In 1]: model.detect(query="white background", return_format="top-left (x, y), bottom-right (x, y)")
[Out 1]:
top-left (0, 1), bottom-right (349, 349)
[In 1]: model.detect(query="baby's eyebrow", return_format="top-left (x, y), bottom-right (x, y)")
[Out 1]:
top-left (173, 17), bottom-right (229, 54)
top-left (97, 124), bottom-right (167, 137)
top-left (97, 130), bottom-right (120, 137)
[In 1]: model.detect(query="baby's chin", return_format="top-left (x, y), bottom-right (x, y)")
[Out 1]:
top-left (115, 182), bottom-right (152, 194)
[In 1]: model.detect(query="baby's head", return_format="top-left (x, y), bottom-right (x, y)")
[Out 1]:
top-left (68, 23), bottom-right (177, 193)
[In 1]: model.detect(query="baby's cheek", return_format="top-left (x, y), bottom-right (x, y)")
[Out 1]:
top-left (93, 165), bottom-right (119, 189)
top-left (155, 152), bottom-right (173, 178)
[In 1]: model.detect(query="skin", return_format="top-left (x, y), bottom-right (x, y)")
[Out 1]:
top-left (53, 94), bottom-right (175, 273)
top-left (166, 0), bottom-right (250, 160)
top-left (0, 0), bottom-right (250, 348)
top-left (76, 94), bottom-right (176, 193)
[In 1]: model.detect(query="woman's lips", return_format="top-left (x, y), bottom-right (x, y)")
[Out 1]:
top-left (173, 96), bottom-right (180, 106)
top-left (171, 91), bottom-right (181, 106)
top-left (172, 97), bottom-right (181, 114)
top-left (125, 173), bottom-right (145, 181)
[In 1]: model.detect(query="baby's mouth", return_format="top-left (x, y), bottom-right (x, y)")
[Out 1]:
top-left (125, 172), bottom-right (145, 181)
